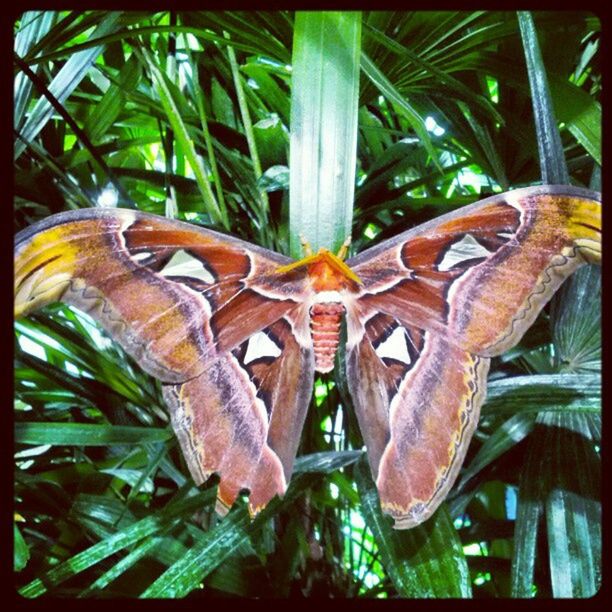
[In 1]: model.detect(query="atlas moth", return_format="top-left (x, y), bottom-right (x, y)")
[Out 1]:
top-left (14, 185), bottom-right (601, 528)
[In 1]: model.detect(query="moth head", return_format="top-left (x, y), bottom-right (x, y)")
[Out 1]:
top-left (275, 247), bottom-right (362, 291)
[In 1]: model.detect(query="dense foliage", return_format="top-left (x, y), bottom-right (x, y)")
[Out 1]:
top-left (14, 11), bottom-right (601, 598)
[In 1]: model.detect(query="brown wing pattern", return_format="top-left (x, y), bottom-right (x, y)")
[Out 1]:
top-left (348, 186), bottom-right (601, 355)
top-left (345, 186), bottom-right (601, 527)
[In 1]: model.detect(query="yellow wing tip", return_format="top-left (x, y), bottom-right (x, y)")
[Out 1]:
top-left (566, 197), bottom-right (601, 264)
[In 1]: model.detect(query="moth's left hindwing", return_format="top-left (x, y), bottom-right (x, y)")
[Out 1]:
top-left (164, 312), bottom-right (314, 514)
top-left (345, 185), bottom-right (601, 528)
top-left (14, 208), bottom-right (315, 515)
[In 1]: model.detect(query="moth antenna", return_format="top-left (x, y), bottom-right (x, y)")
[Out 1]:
top-left (299, 233), bottom-right (313, 256)
top-left (336, 235), bottom-right (352, 261)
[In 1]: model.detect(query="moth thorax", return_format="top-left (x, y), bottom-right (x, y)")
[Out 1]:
top-left (310, 302), bottom-right (345, 373)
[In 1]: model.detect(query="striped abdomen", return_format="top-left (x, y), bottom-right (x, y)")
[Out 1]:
top-left (310, 302), bottom-right (345, 373)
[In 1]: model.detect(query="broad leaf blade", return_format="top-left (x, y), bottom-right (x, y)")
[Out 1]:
top-left (15, 422), bottom-right (171, 446)
top-left (551, 265), bottom-right (601, 373)
top-left (483, 373), bottom-right (601, 416)
top-left (518, 11), bottom-right (568, 183)
top-left (140, 505), bottom-right (252, 597)
top-left (548, 75), bottom-right (601, 165)
top-left (542, 413), bottom-right (601, 597)
top-left (289, 11), bottom-right (361, 256)
top-left (141, 473), bottom-right (316, 597)
top-left (18, 491), bottom-right (212, 597)
top-left (510, 411), bottom-right (601, 598)
top-left (510, 412), bottom-right (548, 597)
top-left (14, 523), bottom-right (31, 572)
top-left (355, 456), bottom-right (471, 598)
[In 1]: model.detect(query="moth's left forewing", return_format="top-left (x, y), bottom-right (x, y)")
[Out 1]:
top-left (345, 186), bottom-right (601, 528)
top-left (14, 208), bottom-right (304, 382)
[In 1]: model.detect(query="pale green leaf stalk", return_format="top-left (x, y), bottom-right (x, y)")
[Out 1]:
top-left (289, 12), bottom-right (361, 257)
top-left (139, 47), bottom-right (227, 228)
top-left (225, 31), bottom-right (269, 233)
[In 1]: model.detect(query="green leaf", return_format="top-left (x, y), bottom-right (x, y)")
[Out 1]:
top-left (355, 456), bottom-right (472, 597)
top-left (293, 449), bottom-right (362, 473)
top-left (252, 114), bottom-right (288, 171)
top-left (18, 491), bottom-right (211, 597)
top-left (14, 523), bottom-right (31, 571)
top-left (81, 534), bottom-right (169, 596)
top-left (14, 11), bottom-right (57, 129)
top-left (361, 52), bottom-right (440, 172)
top-left (16, 313), bottom-right (156, 405)
top-left (226, 33), bottom-right (270, 234)
top-left (549, 75), bottom-right (601, 165)
top-left (518, 11), bottom-right (568, 183)
top-left (259, 164), bottom-right (289, 192)
top-left (15, 422), bottom-right (171, 446)
top-left (483, 373), bottom-right (601, 416)
top-left (289, 11), bottom-right (361, 255)
top-left (242, 61), bottom-right (291, 125)
top-left (551, 265), bottom-right (601, 373)
top-left (83, 53), bottom-right (142, 144)
top-left (459, 413), bottom-right (536, 486)
top-left (139, 47), bottom-right (227, 226)
top-left (141, 473), bottom-right (316, 597)
top-left (510, 411), bottom-right (601, 597)
top-left (15, 12), bottom-right (122, 160)
top-left (141, 505), bottom-right (252, 597)
top-left (363, 21), bottom-right (504, 125)
top-left (510, 414), bottom-right (547, 597)
top-left (544, 414), bottom-right (600, 597)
